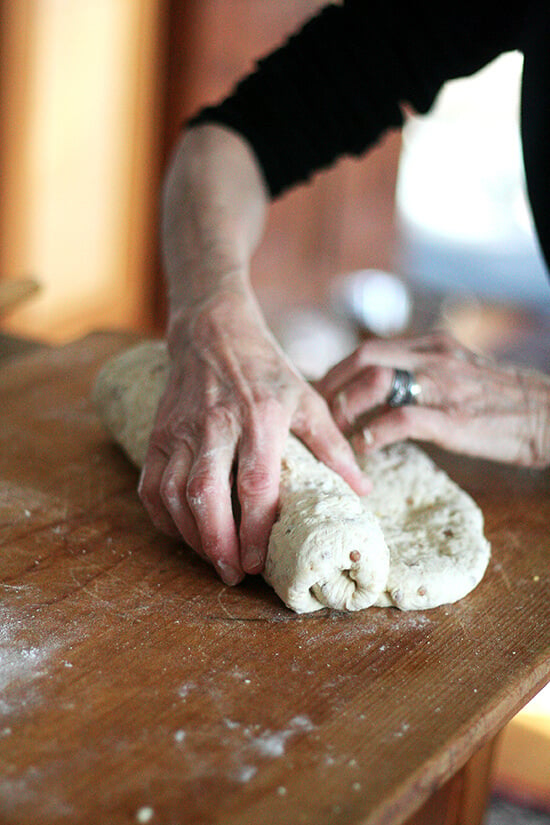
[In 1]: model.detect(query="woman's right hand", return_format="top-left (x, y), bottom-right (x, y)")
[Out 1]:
top-left (138, 288), bottom-right (370, 586)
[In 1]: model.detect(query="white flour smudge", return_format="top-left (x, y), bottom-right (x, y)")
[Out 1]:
top-left (0, 607), bottom-right (65, 716)
top-left (177, 682), bottom-right (195, 700)
top-left (224, 715), bottom-right (315, 784)
top-left (231, 765), bottom-right (258, 783)
top-left (251, 715), bottom-right (314, 758)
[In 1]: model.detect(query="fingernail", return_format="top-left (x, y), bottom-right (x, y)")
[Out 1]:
top-left (362, 427), bottom-right (374, 446)
top-left (216, 560), bottom-right (243, 587)
top-left (352, 427), bottom-right (374, 457)
top-left (334, 391), bottom-right (351, 426)
top-left (242, 547), bottom-right (264, 574)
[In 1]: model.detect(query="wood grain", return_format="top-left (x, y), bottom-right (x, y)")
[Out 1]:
top-left (0, 332), bottom-right (549, 825)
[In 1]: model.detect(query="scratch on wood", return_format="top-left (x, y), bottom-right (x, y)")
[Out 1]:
top-left (496, 564), bottom-right (513, 593)
top-left (216, 587), bottom-right (239, 621)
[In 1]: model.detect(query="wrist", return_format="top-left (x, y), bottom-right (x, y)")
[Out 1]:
top-left (162, 124), bottom-right (268, 320)
top-left (166, 280), bottom-right (261, 356)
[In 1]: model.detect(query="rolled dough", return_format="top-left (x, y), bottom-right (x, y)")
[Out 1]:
top-left (92, 341), bottom-right (490, 614)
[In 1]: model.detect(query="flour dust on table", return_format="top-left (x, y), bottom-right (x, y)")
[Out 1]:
top-left (92, 341), bottom-right (490, 614)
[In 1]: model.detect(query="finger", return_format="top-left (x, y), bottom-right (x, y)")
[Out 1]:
top-left (160, 445), bottom-right (202, 555)
top-left (330, 365), bottom-right (395, 431)
top-left (293, 393), bottom-right (372, 495)
top-left (316, 339), bottom-right (421, 401)
top-left (237, 402), bottom-right (289, 575)
top-left (352, 405), bottom-right (449, 454)
top-left (415, 329), bottom-right (467, 357)
top-left (138, 445), bottom-right (180, 538)
top-left (187, 427), bottom-right (243, 586)
top-left (314, 348), bottom-right (368, 400)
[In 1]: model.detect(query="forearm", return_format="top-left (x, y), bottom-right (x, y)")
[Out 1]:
top-left (161, 123), bottom-right (269, 344)
top-left (143, 122), bottom-right (368, 579)
top-left (524, 368), bottom-right (550, 467)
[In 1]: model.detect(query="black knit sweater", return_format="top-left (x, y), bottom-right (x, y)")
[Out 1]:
top-left (191, 0), bottom-right (550, 273)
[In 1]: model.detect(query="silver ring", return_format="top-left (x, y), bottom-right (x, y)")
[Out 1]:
top-left (386, 368), bottom-right (421, 407)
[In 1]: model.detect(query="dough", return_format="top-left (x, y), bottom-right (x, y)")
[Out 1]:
top-left (265, 436), bottom-right (389, 613)
top-left (362, 444), bottom-right (490, 610)
top-left (93, 340), bottom-right (169, 469)
top-left (93, 341), bottom-right (490, 614)
top-left (92, 342), bottom-right (390, 611)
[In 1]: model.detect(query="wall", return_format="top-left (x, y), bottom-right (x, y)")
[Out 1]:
top-left (0, 0), bottom-right (164, 341)
top-left (0, 0), bottom-right (400, 341)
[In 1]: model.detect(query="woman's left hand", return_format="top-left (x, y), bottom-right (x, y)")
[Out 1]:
top-left (315, 332), bottom-right (550, 468)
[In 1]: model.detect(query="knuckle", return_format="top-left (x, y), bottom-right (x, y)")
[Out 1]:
top-left (148, 421), bottom-right (188, 456)
top-left (433, 330), bottom-right (460, 352)
top-left (391, 406), bottom-right (417, 427)
top-left (186, 472), bottom-right (206, 505)
top-left (242, 397), bottom-right (287, 443)
top-left (206, 404), bottom-right (237, 435)
top-left (363, 364), bottom-right (389, 392)
top-left (186, 468), bottom-right (216, 513)
top-left (160, 476), bottom-right (182, 511)
top-left (305, 387), bottom-right (331, 415)
top-left (355, 341), bottom-right (374, 367)
top-left (253, 395), bottom-right (284, 424)
top-left (294, 396), bottom-right (330, 436)
top-left (238, 464), bottom-right (275, 498)
top-left (145, 426), bottom-right (171, 456)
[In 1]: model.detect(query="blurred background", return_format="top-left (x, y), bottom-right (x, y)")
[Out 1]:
top-left (0, 1), bottom-right (549, 818)
top-left (1, 0), bottom-right (392, 342)
top-left (0, 0), bottom-right (407, 348)
top-left (2, 0), bottom-right (549, 374)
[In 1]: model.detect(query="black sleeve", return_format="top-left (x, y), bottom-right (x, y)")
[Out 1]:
top-left (520, 0), bottom-right (550, 272)
top-left (189, 0), bottom-right (525, 198)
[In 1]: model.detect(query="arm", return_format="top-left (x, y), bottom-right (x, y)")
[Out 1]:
top-left (138, 124), bottom-right (369, 584)
top-left (139, 0), bottom-right (529, 584)
top-left (190, 0), bottom-right (524, 198)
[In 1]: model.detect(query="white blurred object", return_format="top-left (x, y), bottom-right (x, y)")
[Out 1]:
top-left (332, 269), bottom-right (412, 336)
top-left (270, 306), bottom-right (359, 380)
top-left (396, 52), bottom-right (550, 311)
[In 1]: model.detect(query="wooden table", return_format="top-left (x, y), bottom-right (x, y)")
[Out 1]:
top-left (1, 332), bottom-right (549, 825)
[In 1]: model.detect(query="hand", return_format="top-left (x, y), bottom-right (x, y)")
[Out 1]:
top-left (138, 290), bottom-right (370, 586)
top-left (316, 332), bottom-right (550, 468)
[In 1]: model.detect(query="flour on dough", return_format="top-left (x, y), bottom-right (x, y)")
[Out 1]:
top-left (93, 341), bottom-right (490, 614)
top-left (93, 340), bottom-right (169, 469)
top-left (265, 436), bottom-right (389, 613)
top-left (360, 444), bottom-right (490, 610)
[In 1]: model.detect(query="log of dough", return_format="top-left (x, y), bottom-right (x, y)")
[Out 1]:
top-left (92, 341), bottom-right (389, 611)
top-left (92, 341), bottom-right (490, 613)
top-left (266, 435), bottom-right (389, 612)
top-left (361, 445), bottom-right (490, 610)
